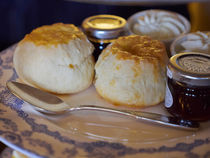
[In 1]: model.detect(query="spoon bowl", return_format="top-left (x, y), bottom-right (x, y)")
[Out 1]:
top-left (6, 81), bottom-right (199, 131)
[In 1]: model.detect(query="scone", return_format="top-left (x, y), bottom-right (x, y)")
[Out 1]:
top-left (95, 35), bottom-right (167, 107)
top-left (14, 23), bottom-right (95, 94)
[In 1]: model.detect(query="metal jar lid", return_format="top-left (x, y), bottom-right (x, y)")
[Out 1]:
top-left (81, 14), bottom-right (127, 40)
top-left (167, 52), bottom-right (210, 86)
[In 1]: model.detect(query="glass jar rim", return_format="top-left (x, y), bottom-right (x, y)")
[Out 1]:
top-left (167, 52), bottom-right (210, 86)
top-left (81, 14), bottom-right (128, 39)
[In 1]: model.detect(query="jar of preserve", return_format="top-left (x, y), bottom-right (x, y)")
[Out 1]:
top-left (165, 52), bottom-right (210, 121)
top-left (81, 14), bottom-right (128, 60)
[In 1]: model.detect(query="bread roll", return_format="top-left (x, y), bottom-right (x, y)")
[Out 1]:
top-left (14, 23), bottom-right (95, 94)
top-left (95, 35), bottom-right (167, 107)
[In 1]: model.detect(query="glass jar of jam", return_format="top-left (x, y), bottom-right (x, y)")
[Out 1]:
top-left (165, 52), bottom-right (210, 121)
top-left (81, 14), bottom-right (128, 60)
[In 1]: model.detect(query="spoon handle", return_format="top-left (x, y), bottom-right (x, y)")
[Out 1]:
top-left (69, 105), bottom-right (199, 131)
top-left (7, 81), bottom-right (199, 131)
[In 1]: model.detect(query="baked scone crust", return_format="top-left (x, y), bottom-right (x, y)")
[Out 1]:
top-left (20, 23), bottom-right (84, 46)
top-left (14, 23), bottom-right (95, 94)
top-left (95, 35), bottom-right (167, 107)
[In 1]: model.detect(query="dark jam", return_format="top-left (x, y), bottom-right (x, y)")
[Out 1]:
top-left (166, 78), bottom-right (210, 121)
top-left (90, 40), bottom-right (110, 61)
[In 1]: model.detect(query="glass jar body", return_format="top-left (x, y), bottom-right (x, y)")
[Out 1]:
top-left (89, 39), bottom-right (111, 61)
top-left (165, 77), bottom-right (210, 121)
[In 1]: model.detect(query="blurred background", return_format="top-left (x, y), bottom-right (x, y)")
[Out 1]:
top-left (0, 0), bottom-right (209, 51)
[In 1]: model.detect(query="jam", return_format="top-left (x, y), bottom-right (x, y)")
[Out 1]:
top-left (165, 52), bottom-right (210, 121)
top-left (89, 39), bottom-right (111, 61)
top-left (166, 78), bottom-right (210, 121)
top-left (81, 14), bottom-right (128, 61)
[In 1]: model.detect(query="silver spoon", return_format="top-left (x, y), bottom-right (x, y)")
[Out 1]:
top-left (6, 81), bottom-right (199, 131)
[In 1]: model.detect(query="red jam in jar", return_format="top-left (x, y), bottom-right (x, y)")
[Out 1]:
top-left (165, 52), bottom-right (210, 121)
top-left (81, 14), bottom-right (128, 61)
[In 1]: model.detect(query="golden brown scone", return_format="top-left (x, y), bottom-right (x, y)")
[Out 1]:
top-left (95, 35), bottom-right (167, 107)
top-left (14, 23), bottom-right (95, 94)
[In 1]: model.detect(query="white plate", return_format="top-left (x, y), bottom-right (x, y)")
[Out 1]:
top-left (0, 45), bottom-right (210, 158)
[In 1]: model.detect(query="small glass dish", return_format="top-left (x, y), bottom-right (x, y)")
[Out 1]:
top-left (127, 9), bottom-right (191, 56)
top-left (170, 31), bottom-right (210, 57)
